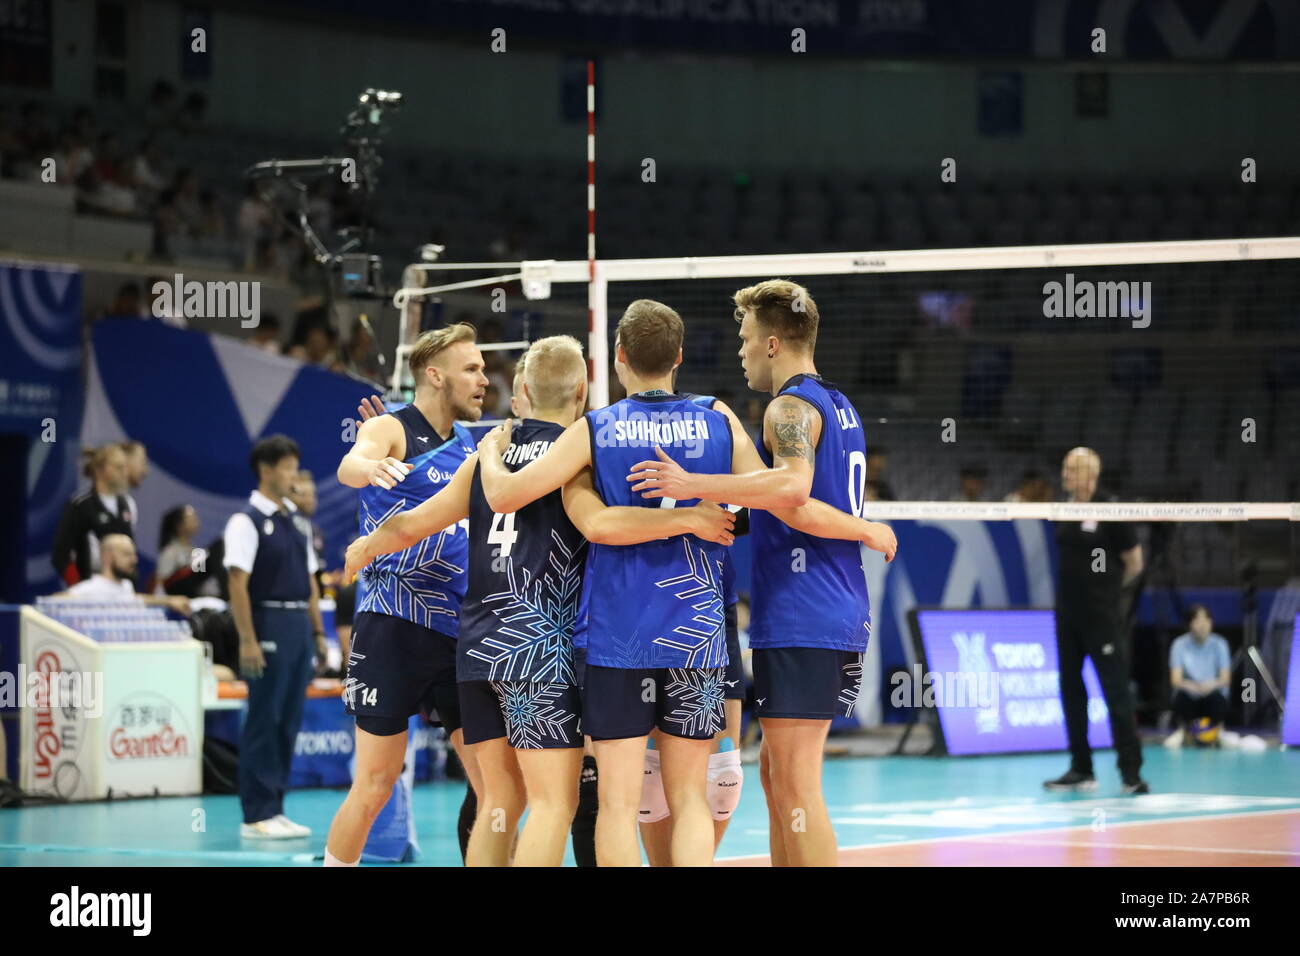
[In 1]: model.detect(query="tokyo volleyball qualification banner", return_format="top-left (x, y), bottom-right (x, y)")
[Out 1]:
top-left (911, 608), bottom-right (1113, 756)
top-left (847, 517), bottom-right (1058, 728)
top-left (1283, 614), bottom-right (1300, 747)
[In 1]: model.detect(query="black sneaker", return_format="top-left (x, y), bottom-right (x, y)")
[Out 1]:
top-left (1121, 778), bottom-right (1150, 795)
top-left (1043, 769), bottom-right (1098, 792)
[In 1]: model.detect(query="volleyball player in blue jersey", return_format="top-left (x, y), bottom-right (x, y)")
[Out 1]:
top-left (324, 323), bottom-right (487, 867)
top-left (628, 280), bottom-right (897, 866)
top-left (638, 391), bottom-right (746, 865)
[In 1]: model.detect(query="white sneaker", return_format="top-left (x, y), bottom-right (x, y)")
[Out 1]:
top-left (1163, 727), bottom-right (1185, 749)
top-left (1220, 729), bottom-right (1241, 749)
top-left (273, 814), bottom-right (312, 838)
top-left (241, 817), bottom-right (296, 840)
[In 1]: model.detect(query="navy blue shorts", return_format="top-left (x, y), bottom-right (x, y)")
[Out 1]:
top-left (582, 665), bottom-right (727, 741)
top-left (752, 647), bottom-right (864, 720)
top-left (723, 602), bottom-right (744, 701)
top-left (345, 611), bottom-right (461, 735)
top-left (460, 680), bottom-right (583, 749)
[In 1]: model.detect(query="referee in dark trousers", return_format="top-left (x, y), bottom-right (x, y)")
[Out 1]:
top-left (225, 436), bottom-right (328, 840)
top-left (1045, 447), bottom-right (1150, 795)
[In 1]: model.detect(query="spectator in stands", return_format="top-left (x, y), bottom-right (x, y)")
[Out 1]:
top-left (102, 282), bottom-right (146, 319)
top-left (249, 313), bottom-right (283, 354)
top-left (306, 180), bottom-right (333, 238)
top-left (51, 443), bottom-right (137, 585)
top-left (178, 91), bottom-right (208, 132)
top-left (342, 321), bottom-right (382, 382)
top-left (152, 188), bottom-right (183, 259)
top-left (172, 168), bottom-right (203, 235)
top-left (145, 79), bottom-right (179, 131)
top-left (238, 182), bottom-right (274, 264)
top-left (1163, 604), bottom-right (1231, 748)
top-left (52, 533), bottom-right (189, 614)
top-left (52, 127), bottom-right (94, 186)
top-left (483, 382), bottom-right (504, 419)
top-left (866, 448), bottom-right (895, 501)
top-left (155, 504), bottom-right (222, 598)
top-left (251, 234), bottom-right (291, 281)
top-left (70, 106), bottom-right (96, 143)
top-left (86, 132), bottom-right (137, 215)
top-left (302, 323), bottom-right (339, 367)
top-left (197, 188), bottom-right (228, 239)
top-left (957, 464), bottom-right (987, 502)
top-left (1005, 469), bottom-right (1052, 503)
top-left (481, 349), bottom-right (513, 418)
top-left (130, 136), bottom-right (168, 203)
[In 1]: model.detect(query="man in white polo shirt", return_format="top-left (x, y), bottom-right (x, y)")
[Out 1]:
top-left (224, 435), bottom-right (327, 841)
top-left (55, 533), bottom-right (190, 616)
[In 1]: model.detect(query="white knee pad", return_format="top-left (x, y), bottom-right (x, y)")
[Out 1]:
top-left (639, 747), bottom-right (671, 823)
top-left (707, 748), bottom-right (744, 820)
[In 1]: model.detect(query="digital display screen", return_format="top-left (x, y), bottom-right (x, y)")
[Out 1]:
top-left (1282, 615), bottom-right (1300, 747)
top-left (912, 609), bottom-right (1114, 756)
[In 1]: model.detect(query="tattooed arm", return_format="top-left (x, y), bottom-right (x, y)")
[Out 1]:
top-left (627, 395), bottom-right (818, 509)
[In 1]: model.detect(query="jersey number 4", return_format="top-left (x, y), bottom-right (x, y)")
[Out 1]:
top-left (488, 511), bottom-right (519, 558)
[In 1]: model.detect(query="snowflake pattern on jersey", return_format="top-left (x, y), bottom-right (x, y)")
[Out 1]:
top-left (491, 681), bottom-right (580, 749)
top-left (662, 666), bottom-right (727, 738)
top-left (357, 499), bottom-right (465, 628)
top-left (468, 531), bottom-right (587, 683)
top-left (341, 648), bottom-right (367, 711)
top-left (650, 539), bottom-right (727, 668)
top-left (838, 653), bottom-right (865, 718)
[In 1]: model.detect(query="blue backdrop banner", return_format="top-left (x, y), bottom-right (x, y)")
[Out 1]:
top-left (81, 320), bottom-right (378, 579)
top-left (0, 261), bottom-right (83, 601)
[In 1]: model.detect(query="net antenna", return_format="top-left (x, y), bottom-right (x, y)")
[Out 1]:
top-left (388, 251), bottom-right (551, 419)
top-left (388, 61), bottom-right (608, 408)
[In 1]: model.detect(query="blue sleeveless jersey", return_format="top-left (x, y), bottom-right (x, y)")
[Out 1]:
top-left (457, 419), bottom-right (588, 684)
top-left (356, 404), bottom-right (476, 633)
top-left (683, 393), bottom-right (739, 608)
top-left (579, 392), bottom-right (733, 669)
top-left (750, 375), bottom-right (872, 652)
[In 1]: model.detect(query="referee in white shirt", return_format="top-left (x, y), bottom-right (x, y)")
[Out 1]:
top-left (224, 436), bottom-right (327, 840)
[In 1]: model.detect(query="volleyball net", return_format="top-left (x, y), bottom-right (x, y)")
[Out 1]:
top-left (394, 237), bottom-right (1300, 734)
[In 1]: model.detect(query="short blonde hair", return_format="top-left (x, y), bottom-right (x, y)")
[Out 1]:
top-left (408, 322), bottom-right (477, 384)
top-left (734, 279), bottom-right (819, 350)
top-left (522, 335), bottom-right (586, 410)
top-left (512, 354), bottom-right (528, 393)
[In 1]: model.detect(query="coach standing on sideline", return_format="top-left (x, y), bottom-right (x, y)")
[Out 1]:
top-left (1044, 447), bottom-right (1149, 795)
top-left (225, 435), bottom-right (328, 840)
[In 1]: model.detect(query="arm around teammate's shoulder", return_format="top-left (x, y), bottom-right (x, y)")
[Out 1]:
top-left (562, 467), bottom-right (735, 547)
top-left (479, 417), bottom-right (591, 514)
top-left (337, 414), bottom-right (411, 490)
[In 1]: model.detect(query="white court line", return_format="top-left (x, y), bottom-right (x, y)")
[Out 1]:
top-left (715, 804), bottom-right (1300, 863)
top-left (964, 837), bottom-right (1300, 858)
